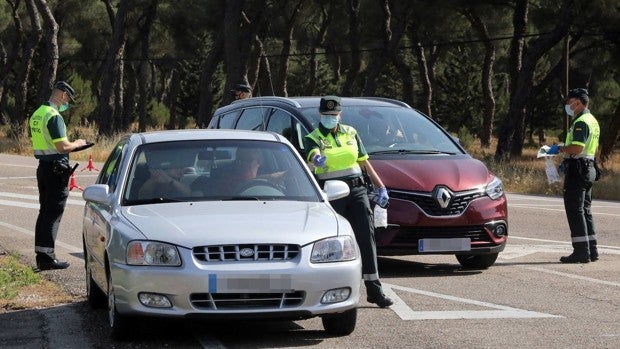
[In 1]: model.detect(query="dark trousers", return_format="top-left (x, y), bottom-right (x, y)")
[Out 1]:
top-left (562, 159), bottom-right (597, 257)
top-left (330, 185), bottom-right (384, 299)
top-left (35, 161), bottom-right (70, 264)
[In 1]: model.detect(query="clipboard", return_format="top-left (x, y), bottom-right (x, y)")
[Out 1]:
top-left (71, 142), bottom-right (95, 152)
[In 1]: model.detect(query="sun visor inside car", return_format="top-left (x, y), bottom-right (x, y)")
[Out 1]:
top-left (145, 149), bottom-right (195, 170)
top-left (198, 149), bottom-right (233, 160)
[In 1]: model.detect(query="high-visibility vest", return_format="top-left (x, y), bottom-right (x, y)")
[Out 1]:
top-left (564, 111), bottom-right (600, 159)
top-left (305, 124), bottom-right (368, 180)
top-left (29, 104), bottom-right (66, 158)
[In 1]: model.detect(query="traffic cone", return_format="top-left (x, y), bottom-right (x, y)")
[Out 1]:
top-left (68, 173), bottom-right (84, 191)
top-left (81, 154), bottom-right (100, 172)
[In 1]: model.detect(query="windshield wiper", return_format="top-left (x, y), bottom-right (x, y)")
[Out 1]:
top-left (126, 197), bottom-right (187, 205)
top-left (370, 149), bottom-right (456, 155)
top-left (221, 196), bottom-right (262, 201)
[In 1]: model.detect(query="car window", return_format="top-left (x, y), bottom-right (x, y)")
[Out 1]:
top-left (339, 106), bottom-right (464, 154)
top-left (266, 108), bottom-right (309, 158)
top-left (235, 108), bottom-right (265, 131)
top-left (217, 111), bottom-right (240, 129)
top-left (122, 140), bottom-right (319, 205)
top-left (98, 141), bottom-right (125, 192)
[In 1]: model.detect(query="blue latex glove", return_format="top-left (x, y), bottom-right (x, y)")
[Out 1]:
top-left (376, 187), bottom-right (389, 208)
top-left (313, 154), bottom-right (327, 168)
top-left (547, 144), bottom-right (560, 155)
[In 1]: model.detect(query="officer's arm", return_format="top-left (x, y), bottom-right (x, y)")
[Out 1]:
top-left (559, 144), bottom-right (584, 155)
top-left (359, 160), bottom-right (385, 189)
top-left (54, 139), bottom-right (87, 153)
top-left (559, 121), bottom-right (588, 155)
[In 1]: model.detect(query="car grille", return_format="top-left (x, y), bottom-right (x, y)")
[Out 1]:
top-left (390, 226), bottom-right (491, 245)
top-left (190, 291), bottom-right (305, 310)
top-left (193, 244), bottom-right (300, 262)
top-left (390, 189), bottom-right (485, 216)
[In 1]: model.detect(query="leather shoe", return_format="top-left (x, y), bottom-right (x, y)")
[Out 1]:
top-left (37, 260), bottom-right (70, 270)
top-left (367, 296), bottom-right (394, 308)
top-left (590, 251), bottom-right (599, 262)
top-left (559, 253), bottom-right (589, 264)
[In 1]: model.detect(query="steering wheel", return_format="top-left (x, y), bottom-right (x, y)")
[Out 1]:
top-left (234, 178), bottom-right (285, 196)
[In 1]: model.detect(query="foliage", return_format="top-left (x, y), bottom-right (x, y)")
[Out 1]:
top-left (0, 253), bottom-right (41, 300)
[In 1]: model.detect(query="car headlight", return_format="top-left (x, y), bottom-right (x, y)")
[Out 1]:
top-left (485, 176), bottom-right (504, 200)
top-left (310, 236), bottom-right (357, 263)
top-left (126, 241), bottom-right (181, 266)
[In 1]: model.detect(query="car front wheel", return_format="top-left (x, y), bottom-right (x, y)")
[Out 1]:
top-left (456, 253), bottom-right (499, 269)
top-left (321, 308), bottom-right (357, 336)
top-left (108, 275), bottom-right (130, 341)
top-left (85, 259), bottom-right (106, 309)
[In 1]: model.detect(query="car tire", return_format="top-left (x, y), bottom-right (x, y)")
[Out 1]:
top-left (456, 253), bottom-right (499, 269)
top-left (108, 275), bottom-right (130, 341)
top-left (321, 308), bottom-right (357, 336)
top-left (85, 259), bottom-right (106, 309)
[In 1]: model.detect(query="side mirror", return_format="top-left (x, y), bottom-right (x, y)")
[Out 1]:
top-left (323, 180), bottom-right (350, 201)
top-left (83, 184), bottom-right (111, 204)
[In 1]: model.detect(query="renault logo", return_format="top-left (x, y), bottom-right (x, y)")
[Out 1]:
top-left (239, 248), bottom-right (255, 257)
top-left (434, 187), bottom-right (452, 209)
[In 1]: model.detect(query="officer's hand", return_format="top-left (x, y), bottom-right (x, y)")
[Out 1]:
top-left (313, 154), bottom-right (327, 168)
top-left (547, 144), bottom-right (560, 155)
top-left (376, 187), bottom-right (389, 208)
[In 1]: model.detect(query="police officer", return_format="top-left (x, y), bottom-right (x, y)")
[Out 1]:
top-left (231, 83), bottom-right (252, 100)
top-left (29, 81), bottom-right (87, 270)
top-left (547, 88), bottom-right (600, 263)
top-left (305, 96), bottom-right (393, 307)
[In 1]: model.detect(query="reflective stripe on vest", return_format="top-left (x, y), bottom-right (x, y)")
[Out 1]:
top-left (306, 125), bottom-right (363, 180)
top-left (29, 105), bottom-right (63, 157)
top-left (564, 112), bottom-right (599, 159)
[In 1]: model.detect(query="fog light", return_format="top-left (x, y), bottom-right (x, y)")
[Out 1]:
top-left (138, 293), bottom-right (172, 308)
top-left (321, 288), bottom-right (351, 304)
top-left (493, 224), bottom-right (507, 237)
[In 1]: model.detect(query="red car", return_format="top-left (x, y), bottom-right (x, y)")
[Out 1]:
top-left (209, 96), bottom-right (508, 268)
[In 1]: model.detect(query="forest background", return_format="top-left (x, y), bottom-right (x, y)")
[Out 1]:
top-left (0, 0), bottom-right (619, 198)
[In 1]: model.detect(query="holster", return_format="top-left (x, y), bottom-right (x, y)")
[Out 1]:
top-left (52, 159), bottom-right (73, 177)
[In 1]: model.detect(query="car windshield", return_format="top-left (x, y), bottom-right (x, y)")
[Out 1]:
top-left (122, 139), bottom-right (321, 205)
top-left (300, 106), bottom-right (464, 155)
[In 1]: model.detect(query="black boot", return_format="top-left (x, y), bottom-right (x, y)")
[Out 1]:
top-left (559, 252), bottom-right (590, 264)
top-left (589, 249), bottom-right (599, 262)
top-left (367, 294), bottom-right (394, 308)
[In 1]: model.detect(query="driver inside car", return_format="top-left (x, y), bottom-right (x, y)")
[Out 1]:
top-left (214, 148), bottom-right (286, 195)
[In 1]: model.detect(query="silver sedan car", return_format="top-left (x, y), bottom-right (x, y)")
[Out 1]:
top-left (82, 129), bottom-right (361, 340)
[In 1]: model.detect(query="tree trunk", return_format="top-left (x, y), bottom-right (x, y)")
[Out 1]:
top-left (275, 1), bottom-right (302, 97)
top-left (307, 3), bottom-right (332, 95)
top-left (137, 0), bottom-right (159, 132)
top-left (463, 5), bottom-right (496, 148)
top-left (12, 0), bottom-right (41, 141)
top-left (98, 0), bottom-right (131, 136)
top-left (196, 25), bottom-right (225, 128)
top-left (34, 0), bottom-right (58, 101)
top-left (342, 0), bottom-right (361, 96)
top-left (0, 1), bottom-right (23, 86)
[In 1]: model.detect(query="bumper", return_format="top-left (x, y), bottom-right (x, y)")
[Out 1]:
top-left (110, 249), bottom-right (361, 319)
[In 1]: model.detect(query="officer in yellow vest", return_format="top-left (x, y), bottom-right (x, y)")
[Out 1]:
top-left (29, 81), bottom-right (87, 270)
top-left (305, 96), bottom-right (393, 307)
top-left (547, 88), bottom-right (600, 263)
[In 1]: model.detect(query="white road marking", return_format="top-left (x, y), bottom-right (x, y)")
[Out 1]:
top-left (520, 266), bottom-right (620, 287)
top-left (383, 283), bottom-right (561, 320)
top-left (0, 221), bottom-right (81, 253)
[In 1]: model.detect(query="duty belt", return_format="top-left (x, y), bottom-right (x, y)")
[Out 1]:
top-left (320, 176), bottom-right (365, 188)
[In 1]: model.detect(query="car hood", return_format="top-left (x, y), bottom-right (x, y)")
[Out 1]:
top-left (370, 155), bottom-right (492, 192)
top-left (121, 201), bottom-right (342, 247)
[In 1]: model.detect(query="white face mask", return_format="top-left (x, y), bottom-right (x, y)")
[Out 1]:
top-left (564, 104), bottom-right (574, 116)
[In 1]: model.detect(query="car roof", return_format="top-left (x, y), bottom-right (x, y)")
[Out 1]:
top-left (131, 129), bottom-right (283, 144)
top-left (223, 96), bottom-right (412, 112)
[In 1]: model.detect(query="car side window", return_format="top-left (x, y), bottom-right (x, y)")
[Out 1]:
top-left (235, 108), bottom-right (265, 131)
top-left (218, 111), bottom-right (240, 129)
top-left (266, 108), bottom-right (309, 158)
top-left (98, 141), bottom-right (125, 192)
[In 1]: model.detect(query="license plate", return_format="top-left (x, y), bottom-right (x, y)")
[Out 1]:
top-left (224, 274), bottom-right (292, 292)
top-left (418, 238), bottom-right (471, 252)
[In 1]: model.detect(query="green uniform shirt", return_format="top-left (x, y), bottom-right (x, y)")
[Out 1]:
top-left (29, 102), bottom-right (68, 161)
top-left (564, 110), bottom-right (600, 159)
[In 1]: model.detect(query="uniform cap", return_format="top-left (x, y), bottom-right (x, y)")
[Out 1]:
top-left (567, 88), bottom-right (589, 104)
top-left (54, 81), bottom-right (76, 102)
top-left (231, 83), bottom-right (252, 93)
top-left (319, 96), bottom-right (342, 115)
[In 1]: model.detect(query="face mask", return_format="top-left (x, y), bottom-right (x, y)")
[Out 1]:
top-left (58, 103), bottom-right (70, 113)
top-left (564, 104), bottom-right (574, 116)
top-left (320, 115), bottom-right (339, 129)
